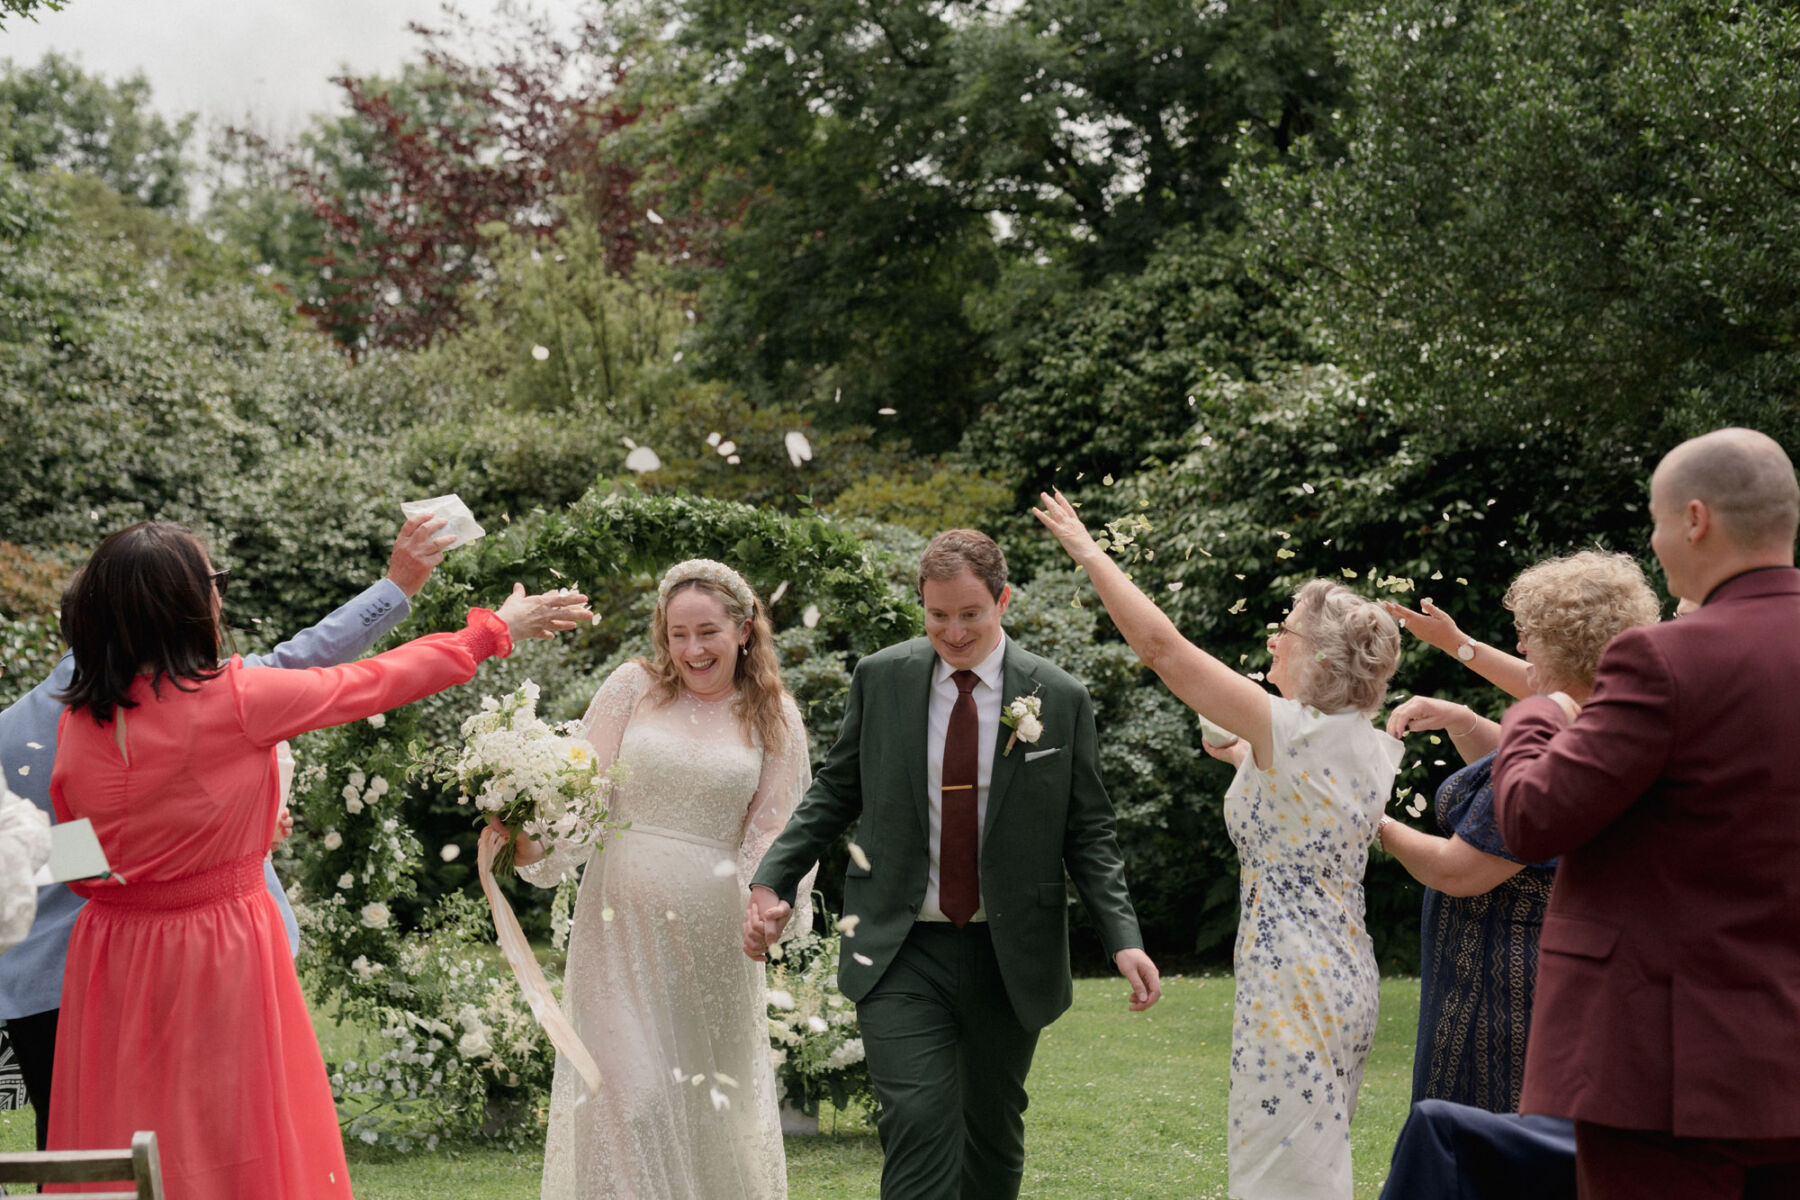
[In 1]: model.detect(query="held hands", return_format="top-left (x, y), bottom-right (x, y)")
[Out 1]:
top-left (1114, 948), bottom-right (1162, 1012)
top-left (483, 816), bottom-right (544, 867)
top-left (1379, 598), bottom-right (1465, 655)
top-left (496, 583), bottom-right (593, 644)
top-left (1031, 490), bottom-right (1104, 567)
top-left (742, 885), bottom-right (793, 962)
top-left (1385, 695), bottom-right (1475, 739)
top-left (270, 803), bottom-right (294, 852)
top-left (387, 514), bottom-right (458, 598)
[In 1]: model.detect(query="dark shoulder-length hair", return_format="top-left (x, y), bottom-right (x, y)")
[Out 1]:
top-left (58, 522), bottom-right (224, 724)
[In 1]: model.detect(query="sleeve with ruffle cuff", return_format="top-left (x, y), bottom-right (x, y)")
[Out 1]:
top-left (455, 607), bottom-right (514, 663)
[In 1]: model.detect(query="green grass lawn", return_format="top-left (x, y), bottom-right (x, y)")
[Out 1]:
top-left (321, 972), bottom-right (1421, 1199)
top-left (0, 974), bottom-right (1417, 1196)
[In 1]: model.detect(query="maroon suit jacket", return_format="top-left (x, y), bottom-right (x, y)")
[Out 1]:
top-left (1493, 566), bottom-right (1800, 1138)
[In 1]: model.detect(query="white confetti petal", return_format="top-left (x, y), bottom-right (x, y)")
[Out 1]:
top-left (647, 208), bottom-right (665, 225)
top-left (836, 914), bottom-right (861, 933)
top-left (713, 859), bottom-right (737, 878)
top-left (16, 765), bottom-right (26, 776)
top-left (440, 843), bottom-right (461, 862)
top-left (802, 604), bottom-right (821, 629)
top-left (784, 430), bottom-right (814, 468)
top-left (726, 455), bottom-right (740, 465)
top-left (709, 1086), bottom-right (730, 1111)
top-left (25, 742), bottom-right (42, 750)
top-left (716, 440), bottom-right (737, 457)
top-left (601, 906), bottom-right (615, 922)
top-left (846, 842), bottom-right (870, 871)
top-left (768, 989), bottom-right (795, 1010)
top-left (531, 344), bottom-right (550, 361)
top-left (852, 952), bottom-right (874, 966)
top-left (876, 407), bottom-right (897, 416)
top-left (770, 581), bottom-right (790, 605)
top-left (714, 1072), bottom-right (739, 1088)
top-left (706, 431), bottom-right (722, 447)
top-left (625, 446), bottom-right (662, 473)
top-left (665, 909), bottom-right (678, 921)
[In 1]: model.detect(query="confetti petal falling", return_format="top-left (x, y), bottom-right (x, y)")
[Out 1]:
top-left (625, 447), bottom-right (662, 473)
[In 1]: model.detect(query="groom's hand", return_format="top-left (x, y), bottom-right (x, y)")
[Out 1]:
top-left (1114, 948), bottom-right (1162, 1012)
top-left (743, 885), bottom-right (793, 962)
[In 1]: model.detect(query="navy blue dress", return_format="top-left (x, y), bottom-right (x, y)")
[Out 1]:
top-left (1411, 752), bottom-right (1557, 1112)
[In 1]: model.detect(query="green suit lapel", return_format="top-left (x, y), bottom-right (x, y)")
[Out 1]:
top-left (983, 640), bottom-right (1041, 840)
top-left (889, 640), bottom-right (937, 840)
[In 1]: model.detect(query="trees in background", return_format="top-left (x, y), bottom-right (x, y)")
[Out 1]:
top-left (4, 1), bottom-right (1799, 975)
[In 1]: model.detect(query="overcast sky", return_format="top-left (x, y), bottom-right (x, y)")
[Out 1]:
top-left (2, 1), bottom-right (591, 138)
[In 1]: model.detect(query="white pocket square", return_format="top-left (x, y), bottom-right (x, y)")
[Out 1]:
top-left (1023, 747), bottom-right (1064, 762)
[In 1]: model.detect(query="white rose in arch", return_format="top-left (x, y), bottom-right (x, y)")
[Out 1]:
top-left (360, 902), bottom-right (390, 929)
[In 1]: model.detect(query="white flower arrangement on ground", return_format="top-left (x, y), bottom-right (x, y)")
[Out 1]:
top-left (765, 919), bottom-right (876, 1116)
top-left (423, 680), bottom-right (618, 873)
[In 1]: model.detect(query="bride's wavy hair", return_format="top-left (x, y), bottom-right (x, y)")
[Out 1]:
top-left (643, 574), bottom-right (789, 754)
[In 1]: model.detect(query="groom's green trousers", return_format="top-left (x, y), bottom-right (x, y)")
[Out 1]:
top-left (857, 922), bottom-right (1040, 1200)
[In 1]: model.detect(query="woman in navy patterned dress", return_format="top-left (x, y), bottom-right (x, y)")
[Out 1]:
top-left (1378, 552), bottom-right (1660, 1111)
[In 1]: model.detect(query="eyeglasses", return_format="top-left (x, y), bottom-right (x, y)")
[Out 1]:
top-left (209, 568), bottom-right (230, 598)
top-left (1272, 620), bottom-right (1303, 640)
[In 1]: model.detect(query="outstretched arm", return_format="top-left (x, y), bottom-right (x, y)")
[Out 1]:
top-left (250, 515), bottom-right (458, 670)
top-left (1380, 598), bottom-right (1533, 701)
top-left (1377, 821), bottom-right (1524, 897)
top-left (1034, 490), bottom-right (1274, 768)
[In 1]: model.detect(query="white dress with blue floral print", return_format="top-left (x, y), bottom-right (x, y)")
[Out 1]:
top-left (1223, 697), bottom-right (1404, 1200)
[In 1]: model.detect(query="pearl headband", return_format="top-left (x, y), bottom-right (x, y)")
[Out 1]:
top-left (657, 558), bottom-right (757, 613)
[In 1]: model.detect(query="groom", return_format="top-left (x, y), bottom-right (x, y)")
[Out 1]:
top-left (745, 529), bottom-right (1159, 1199)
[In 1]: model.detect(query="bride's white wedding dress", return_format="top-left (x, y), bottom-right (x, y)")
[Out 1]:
top-left (521, 662), bottom-right (815, 1200)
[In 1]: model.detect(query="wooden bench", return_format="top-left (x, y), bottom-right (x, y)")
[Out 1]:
top-left (0, 1131), bottom-right (164, 1198)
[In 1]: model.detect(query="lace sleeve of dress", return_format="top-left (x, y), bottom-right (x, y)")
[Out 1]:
top-left (517, 661), bottom-right (648, 889)
top-left (739, 697), bottom-right (818, 941)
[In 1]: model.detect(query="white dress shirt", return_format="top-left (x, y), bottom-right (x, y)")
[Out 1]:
top-left (920, 634), bottom-right (1006, 922)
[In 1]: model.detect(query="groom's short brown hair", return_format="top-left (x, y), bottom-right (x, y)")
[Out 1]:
top-left (918, 530), bottom-right (1007, 600)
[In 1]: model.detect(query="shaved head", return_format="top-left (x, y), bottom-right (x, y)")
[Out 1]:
top-left (1654, 428), bottom-right (1799, 552)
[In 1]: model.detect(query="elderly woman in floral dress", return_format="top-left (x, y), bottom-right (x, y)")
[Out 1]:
top-left (1036, 491), bottom-right (1402, 1200)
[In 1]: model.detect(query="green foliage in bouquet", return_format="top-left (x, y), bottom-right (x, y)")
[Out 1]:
top-left (766, 920), bottom-right (875, 1118)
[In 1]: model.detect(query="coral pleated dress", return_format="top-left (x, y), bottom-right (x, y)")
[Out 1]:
top-left (46, 614), bottom-right (508, 1199)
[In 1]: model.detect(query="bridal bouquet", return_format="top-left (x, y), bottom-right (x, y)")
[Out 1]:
top-left (430, 681), bottom-right (615, 875)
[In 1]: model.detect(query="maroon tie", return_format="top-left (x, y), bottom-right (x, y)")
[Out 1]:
top-left (939, 669), bottom-right (980, 927)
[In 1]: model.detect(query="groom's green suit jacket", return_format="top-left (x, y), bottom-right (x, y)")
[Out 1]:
top-left (753, 636), bottom-right (1143, 1032)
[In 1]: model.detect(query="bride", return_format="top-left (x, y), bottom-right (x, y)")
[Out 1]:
top-left (507, 559), bottom-right (816, 1199)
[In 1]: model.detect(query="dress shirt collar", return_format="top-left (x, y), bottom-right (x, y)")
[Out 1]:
top-left (932, 633), bottom-right (1008, 693)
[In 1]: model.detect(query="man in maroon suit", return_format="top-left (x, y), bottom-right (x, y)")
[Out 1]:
top-left (1493, 427), bottom-right (1800, 1198)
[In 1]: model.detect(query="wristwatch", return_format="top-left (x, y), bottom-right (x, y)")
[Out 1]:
top-left (1455, 638), bottom-right (1477, 662)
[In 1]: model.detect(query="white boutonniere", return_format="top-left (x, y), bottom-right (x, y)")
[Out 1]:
top-left (1002, 688), bottom-right (1044, 756)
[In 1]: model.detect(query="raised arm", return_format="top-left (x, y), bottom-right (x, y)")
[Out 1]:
top-left (1386, 694), bottom-right (1501, 765)
top-left (1033, 490), bottom-right (1274, 768)
top-left (248, 514), bottom-right (457, 670)
top-left (1380, 598), bottom-right (1533, 701)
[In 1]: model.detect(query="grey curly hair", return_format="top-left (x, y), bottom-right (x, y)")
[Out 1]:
top-left (1288, 579), bottom-right (1402, 715)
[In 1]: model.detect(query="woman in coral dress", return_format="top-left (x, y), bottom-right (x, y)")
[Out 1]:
top-left (46, 521), bottom-right (588, 1199)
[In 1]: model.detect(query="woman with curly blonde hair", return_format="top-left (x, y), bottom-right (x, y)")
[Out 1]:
top-left (1036, 491), bottom-right (1404, 1200)
top-left (506, 559), bottom-right (817, 1200)
top-left (1379, 551), bottom-right (1661, 1116)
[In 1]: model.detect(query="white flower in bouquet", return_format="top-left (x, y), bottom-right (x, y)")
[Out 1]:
top-left (432, 682), bottom-right (620, 873)
top-left (361, 902), bottom-right (391, 929)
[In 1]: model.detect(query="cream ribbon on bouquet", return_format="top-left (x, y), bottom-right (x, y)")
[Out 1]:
top-left (477, 830), bottom-right (603, 1097)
